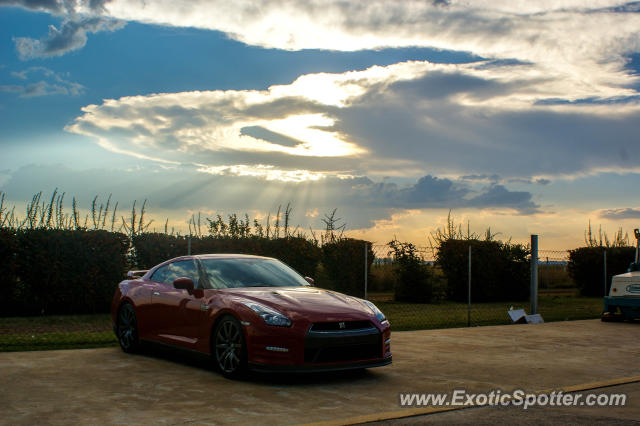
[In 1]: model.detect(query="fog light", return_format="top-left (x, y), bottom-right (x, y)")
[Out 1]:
top-left (266, 346), bottom-right (289, 352)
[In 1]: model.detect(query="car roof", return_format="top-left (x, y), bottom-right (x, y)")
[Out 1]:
top-left (164, 253), bottom-right (274, 263)
top-left (194, 253), bottom-right (272, 260)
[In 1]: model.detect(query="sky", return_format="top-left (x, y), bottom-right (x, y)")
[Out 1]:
top-left (1, 0), bottom-right (640, 251)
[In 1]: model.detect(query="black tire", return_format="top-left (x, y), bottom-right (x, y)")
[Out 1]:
top-left (213, 315), bottom-right (247, 379)
top-left (117, 302), bottom-right (141, 353)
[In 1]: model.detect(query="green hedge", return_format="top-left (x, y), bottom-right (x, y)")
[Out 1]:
top-left (132, 234), bottom-right (372, 297)
top-left (436, 239), bottom-right (529, 302)
top-left (0, 229), bottom-right (18, 316)
top-left (568, 247), bottom-right (635, 297)
top-left (387, 240), bottom-right (445, 303)
top-left (1, 229), bottom-right (372, 317)
top-left (2, 229), bottom-right (129, 316)
top-left (321, 239), bottom-right (373, 298)
top-left (132, 234), bottom-right (321, 278)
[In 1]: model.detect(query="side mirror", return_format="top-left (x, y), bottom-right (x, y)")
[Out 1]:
top-left (304, 276), bottom-right (315, 286)
top-left (173, 277), bottom-right (195, 292)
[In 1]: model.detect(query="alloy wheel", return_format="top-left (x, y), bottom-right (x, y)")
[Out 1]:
top-left (117, 303), bottom-right (139, 352)
top-left (215, 318), bottom-right (244, 374)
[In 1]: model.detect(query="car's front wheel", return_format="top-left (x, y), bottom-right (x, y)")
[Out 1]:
top-left (117, 302), bottom-right (141, 353)
top-left (213, 315), bottom-right (247, 378)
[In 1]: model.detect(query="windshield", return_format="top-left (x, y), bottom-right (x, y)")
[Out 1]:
top-left (199, 258), bottom-right (310, 289)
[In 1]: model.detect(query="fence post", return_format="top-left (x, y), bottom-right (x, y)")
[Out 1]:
top-left (467, 245), bottom-right (471, 327)
top-left (531, 234), bottom-right (538, 315)
top-left (188, 235), bottom-right (191, 256)
top-left (364, 241), bottom-right (368, 300)
top-left (603, 249), bottom-right (607, 296)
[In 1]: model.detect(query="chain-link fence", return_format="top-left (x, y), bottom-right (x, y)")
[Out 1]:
top-left (0, 245), bottom-right (606, 352)
top-left (367, 243), bottom-right (603, 331)
top-left (0, 314), bottom-right (115, 352)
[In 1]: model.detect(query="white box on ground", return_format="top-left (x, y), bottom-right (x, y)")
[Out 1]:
top-left (508, 309), bottom-right (527, 323)
top-left (525, 314), bottom-right (544, 324)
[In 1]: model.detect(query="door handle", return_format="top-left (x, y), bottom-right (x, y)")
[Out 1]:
top-left (153, 291), bottom-right (160, 296)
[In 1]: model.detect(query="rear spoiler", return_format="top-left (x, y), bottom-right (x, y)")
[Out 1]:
top-left (127, 270), bottom-right (148, 279)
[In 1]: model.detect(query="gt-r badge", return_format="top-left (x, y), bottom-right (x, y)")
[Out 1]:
top-left (339, 322), bottom-right (346, 329)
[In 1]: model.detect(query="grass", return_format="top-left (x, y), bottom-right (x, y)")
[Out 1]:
top-left (0, 296), bottom-right (604, 351)
top-left (377, 295), bottom-right (603, 331)
top-left (538, 264), bottom-right (574, 289)
top-left (0, 314), bottom-right (116, 352)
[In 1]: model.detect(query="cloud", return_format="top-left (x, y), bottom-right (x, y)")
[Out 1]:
top-left (467, 184), bottom-right (538, 213)
top-left (350, 175), bottom-right (538, 213)
top-left (462, 174), bottom-right (501, 183)
top-left (0, 0), bottom-right (111, 15)
top-left (0, 66), bottom-right (84, 97)
top-left (13, 16), bottom-right (125, 59)
top-left (65, 59), bottom-right (640, 182)
top-left (3, 1), bottom-right (640, 93)
top-left (599, 207), bottom-right (640, 219)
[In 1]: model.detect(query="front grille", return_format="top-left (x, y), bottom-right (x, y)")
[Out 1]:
top-left (304, 343), bottom-right (380, 363)
top-left (304, 322), bottom-right (381, 363)
top-left (310, 320), bottom-right (374, 331)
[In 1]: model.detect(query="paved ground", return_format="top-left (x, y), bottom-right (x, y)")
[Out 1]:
top-left (1, 319), bottom-right (639, 425)
top-left (372, 382), bottom-right (640, 425)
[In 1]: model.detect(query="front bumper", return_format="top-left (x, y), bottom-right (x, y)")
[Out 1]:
top-left (248, 355), bottom-right (392, 373)
top-left (245, 317), bottom-right (392, 371)
top-left (603, 296), bottom-right (640, 320)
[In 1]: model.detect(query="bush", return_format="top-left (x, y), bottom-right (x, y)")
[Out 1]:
top-left (5, 229), bottom-right (129, 316)
top-left (369, 263), bottom-right (397, 292)
top-left (0, 229), bottom-right (18, 315)
top-left (321, 239), bottom-right (373, 298)
top-left (568, 246), bottom-right (635, 296)
top-left (436, 239), bottom-right (529, 302)
top-left (389, 240), bottom-right (445, 303)
top-left (132, 234), bottom-right (321, 278)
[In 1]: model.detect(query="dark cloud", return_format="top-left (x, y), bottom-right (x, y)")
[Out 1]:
top-left (14, 17), bottom-right (125, 59)
top-left (599, 207), bottom-right (640, 220)
top-left (467, 184), bottom-right (538, 213)
top-left (402, 175), bottom-right (469, 204)
top-left (0, 0), bottom-right (111, 14)
top-left (240, 126), bottom-right (302, 148)
top-left (0, 66), bottom-right (84, 97)
top-left (349, 174), bottom-right (538, 213)
top-left (0, 0), bottom-right (64, 13)
top-left (389, 70), bottom-right (522, 101)
top-left (332, 71), bottom-right (640, 179)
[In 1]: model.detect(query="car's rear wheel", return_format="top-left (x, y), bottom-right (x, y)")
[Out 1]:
top-left (213, 315), bottom-right (247, 378)
top-left (117, 302), bottom-right (141, 353)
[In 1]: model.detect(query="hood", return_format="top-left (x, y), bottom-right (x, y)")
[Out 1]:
top-left (221, 287), bottom-right (374, 321)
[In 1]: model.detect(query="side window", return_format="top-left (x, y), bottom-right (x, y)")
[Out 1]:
top-left (150, 265), bottom-right (169, 283)
top-left (166, 260), bottom-right (200, 287)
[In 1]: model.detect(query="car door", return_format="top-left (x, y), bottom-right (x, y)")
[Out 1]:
top-left (150, 259), bottom-right (205, 349)
top-left (146, 264), bottom-right (173, 339)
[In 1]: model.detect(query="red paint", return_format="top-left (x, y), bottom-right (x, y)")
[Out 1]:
top-left (111, 254), bottom-right (391, 371)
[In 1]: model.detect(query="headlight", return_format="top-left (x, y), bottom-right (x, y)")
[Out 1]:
top-left (362, 299), bottom-right (387, 323)
top-left (242, 302), bottom-right (291, 327)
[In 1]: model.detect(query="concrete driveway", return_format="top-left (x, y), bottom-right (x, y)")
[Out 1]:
top-left (1, 319), bottom-right (639, 425)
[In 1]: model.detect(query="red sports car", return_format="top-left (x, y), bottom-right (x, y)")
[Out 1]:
top-left (111, 254), bottom-right (392, 377)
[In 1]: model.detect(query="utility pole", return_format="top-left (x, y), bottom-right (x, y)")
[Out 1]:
top-left (364, 241), bottom-right (368, 300)
top-left (531, 235), bottom-right (538, 315)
